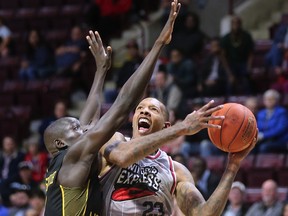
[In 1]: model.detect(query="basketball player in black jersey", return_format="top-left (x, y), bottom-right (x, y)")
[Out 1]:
top-left (44, 1), bottom-right (183, 215)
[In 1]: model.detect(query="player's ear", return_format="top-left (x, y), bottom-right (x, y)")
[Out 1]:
top-left (163, 122), bottom-right (171, 128)
top-left (54, 139), bottom-right (66, 149)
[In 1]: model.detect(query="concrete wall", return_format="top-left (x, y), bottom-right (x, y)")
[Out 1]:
top-left (189, 0), bottom-right (229, 37)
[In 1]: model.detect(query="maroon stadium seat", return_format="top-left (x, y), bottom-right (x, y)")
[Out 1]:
top-left (245, 168), bottom-right (275, 187)
top-left (42, 0), bottom-right (63, 7)
top-left (37, 6), bottom-right (59, 18)
top-left (0, 0), bottom-right (20, 9)
top-left (205, 155), bottom-right (225, 174)
top-left (277, 168), bottom-right (288, 187)
top-left (255, 153), bottom-right (285, 169)
top-left (19, 0), bottom-right (40, 9)
top-left (240, 154), bottom-right (255, 170)
top-left (0, 94), bottom-right (15, 107)
top-left (245, 188), bottom-right (262, 205)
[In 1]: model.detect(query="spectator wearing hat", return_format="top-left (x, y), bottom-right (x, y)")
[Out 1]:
top-left (246, 179), bottom-right (283, 216)
top-left (8, 186), bottom-right (30, 216)
top-left (222, 181), bottom-right (249, 216)
top-left (1, 161), bottom-right (38, 207)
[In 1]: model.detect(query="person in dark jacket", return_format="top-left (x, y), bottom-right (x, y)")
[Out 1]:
top-left (189, 156), bottom-right (220, 200)
top-left (0, 136), bottom-right (25, 206)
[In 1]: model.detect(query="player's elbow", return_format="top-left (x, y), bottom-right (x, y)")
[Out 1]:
top-left (111, 156), bottom-right (130, 168)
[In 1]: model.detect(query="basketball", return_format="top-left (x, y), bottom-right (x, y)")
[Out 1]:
top-left (208, 103), bottom-right (257, 152)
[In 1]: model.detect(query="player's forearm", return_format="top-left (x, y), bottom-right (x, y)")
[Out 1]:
top-left (196, 162), bottom-right (240, 216)
top-left (106, 121), bottom-right (186, 167)
top-left (79, 67), bottom-right (107, 125)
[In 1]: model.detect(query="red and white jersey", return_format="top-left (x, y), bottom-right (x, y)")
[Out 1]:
top-left (100, 149), bottom-right (177, 216)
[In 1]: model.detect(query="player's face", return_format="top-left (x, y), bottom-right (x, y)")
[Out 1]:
top-left (64, 117), bottom-right (84, 143)
top-left (132, 98), bottom-right (166, 138)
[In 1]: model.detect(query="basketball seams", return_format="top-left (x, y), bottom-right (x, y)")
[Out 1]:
top-left (227, 105), bottom-right (246, 151)
top-left (220, 104), bottom-right (233, 151)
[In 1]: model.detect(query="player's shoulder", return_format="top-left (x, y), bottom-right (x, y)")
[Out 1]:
top-left (172, 160), bottom-right (194, 183)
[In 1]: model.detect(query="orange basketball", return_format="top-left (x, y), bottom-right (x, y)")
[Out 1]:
top-left (208, 103), bottom-right (257, 152)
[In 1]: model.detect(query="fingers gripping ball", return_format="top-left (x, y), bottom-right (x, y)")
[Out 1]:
top-left (208, 103), bottom-right (257, 152)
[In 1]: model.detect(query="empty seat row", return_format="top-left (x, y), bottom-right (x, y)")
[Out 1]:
top-left (0, 0), bottom-right (85, 9)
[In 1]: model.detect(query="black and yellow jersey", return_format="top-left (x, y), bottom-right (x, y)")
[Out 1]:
top-left (44, 150), bottom-right (102, 216)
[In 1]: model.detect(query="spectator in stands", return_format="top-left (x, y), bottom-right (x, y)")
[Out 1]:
top-left (189, 156), bottom-right (220, 200)
top-left (222, 181), bottom-right (249, 216)
top-left (171, 152), bottom-right (186, 165)
top-left (8, 186), bottom-right (31, 216)
top-left (55, 26), bottom-right (87, 77)
top-left (246, 179), bottom-right (283, 216)
top-left (0, 136), bottom-right (25, 206)
top-left (24, 189), bottom-right (45, 216)
top-left (3, 161), bottom-right (38, 206)
top-left (198, 37), bottom-right (234, 97)
top-left (167, 48), bottom-right (197, 98)
top-left (282, 201), bottom-right (288, 216)
top-left (150, 64), bottom-right (183, 113)
top-left (0, 195), bottom-right (8, 216)
top-left (19, 29), bottom-right (55, 80)
top-left (265, 18), bottom-right (288, 70)
top-left (24, 137), bottom-right (48, 183)
top-left (0, 16), bottom-right (13, 57)
top-left (167, 12), bottom-right (206, 59)
top-left (105, 39), bottom-right (143, 103)
top-left (256, 89), bottom-right (288, 153)
top-left (221, 16), bottom-right (254, 95)
top-left (38, 100), bottom-right (68, 150)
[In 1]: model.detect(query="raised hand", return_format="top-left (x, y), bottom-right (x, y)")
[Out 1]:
top-left (158, 0), bottom-right (181, 45)
top-left (86, 30), bottom-right (112, 70)
top-left (182, 100), bottom-right (224, 136)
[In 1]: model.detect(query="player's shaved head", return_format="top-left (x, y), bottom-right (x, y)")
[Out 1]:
top-left (44, 117), bottom-right (75, 154)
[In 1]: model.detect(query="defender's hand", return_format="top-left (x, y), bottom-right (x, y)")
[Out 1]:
top-left (158, 0), bottom-right (181, 45)
top-left (86, 31), bottom-right (112, 70)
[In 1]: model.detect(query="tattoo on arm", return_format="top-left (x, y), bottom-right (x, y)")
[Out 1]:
top-left (104, 141), bottom-right (121, 159)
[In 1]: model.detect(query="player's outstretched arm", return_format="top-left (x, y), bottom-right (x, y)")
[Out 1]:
top-left (79, 31), bottom-right (112, 126)
top-left (102, 101), bottom-right (224, 168)
top-left (78, 0), bottom-right (181, 155)
top-left (175, 137), bottom-right (257, 216)
top-left (58, 0), bottom-right (180, 188)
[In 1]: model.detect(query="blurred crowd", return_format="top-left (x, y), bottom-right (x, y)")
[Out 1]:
top-left (1, 0), bottom-right (288, 215)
